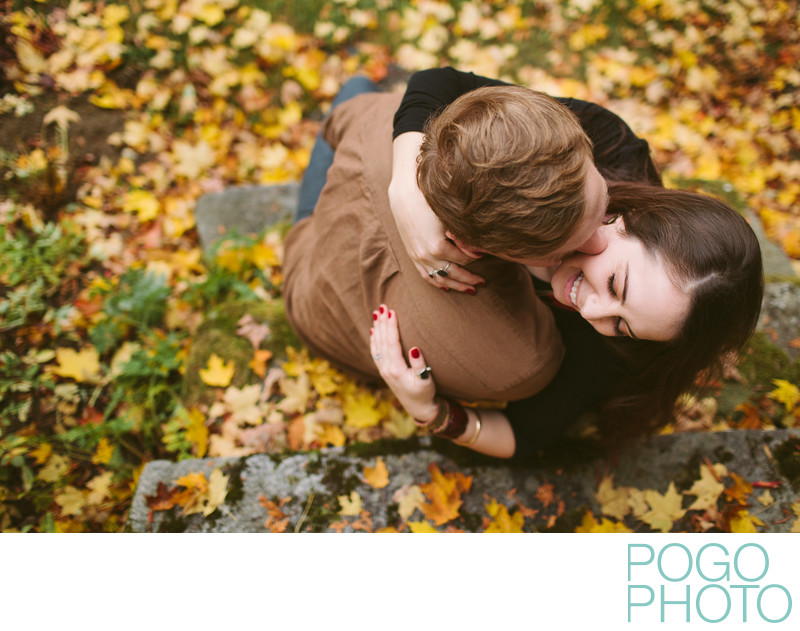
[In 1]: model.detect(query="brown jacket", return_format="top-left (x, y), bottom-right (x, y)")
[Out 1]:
top-left (283, 92), bottom-right (563, 401)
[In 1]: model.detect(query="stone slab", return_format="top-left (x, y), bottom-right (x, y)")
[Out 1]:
top-left (127, 429), bottom-right (800, 532)
top-left (194, 183), bottom-right (299, 252)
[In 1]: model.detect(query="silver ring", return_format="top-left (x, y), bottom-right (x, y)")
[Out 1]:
top-left (434, 262), bottom-right (451, 278)
top-left (417, 366), bottom-right (432, 380)
top-left (372, 354), bottom-right (382, 360)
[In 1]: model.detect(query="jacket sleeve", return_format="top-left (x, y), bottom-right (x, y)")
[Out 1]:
top-left (392, 67), bottom-right (507, 138)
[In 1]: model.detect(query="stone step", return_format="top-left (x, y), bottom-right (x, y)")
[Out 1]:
top-left (127, 429), bottom-right (800, 532)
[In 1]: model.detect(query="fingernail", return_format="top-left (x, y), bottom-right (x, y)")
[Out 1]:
top-left (388, 311), bottom-right (392, 318)
top-left (466, 287), bottom-right (476, 295)
top-left (379, 305), bottom-right (385, 314)
top-left (476, 281), bottom-right (486, 287)
top-left (411, 347), bottom-right (420, 359)
top-left (370, 329), bottom-right (373, 336)
top-left (373, 312), bottom-right (378, 321)
top-left (441, 287), bottom-right (449, 292)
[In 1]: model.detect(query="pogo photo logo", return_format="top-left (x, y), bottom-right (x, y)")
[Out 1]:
top-left (627, 543), bottom-right (792, 624)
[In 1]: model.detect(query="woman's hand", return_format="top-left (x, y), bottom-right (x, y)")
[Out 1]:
top-left (389, 132), bottom-right (485, 293)
top-left (370, 304), bottom-right (438, 422)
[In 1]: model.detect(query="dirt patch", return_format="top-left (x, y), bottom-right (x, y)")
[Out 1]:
top-left (0, 91), bottom-right (127, 165)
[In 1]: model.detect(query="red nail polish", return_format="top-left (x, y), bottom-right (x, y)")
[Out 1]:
top-left (370, 329), bottom-right (373, 335)
top-left (388, 311), bottom-right (392, 318)
top-left (476, 281), bottom-right (486, 287)
top-left (411, 348), bottom-right (420, 359)
top-left (466, 287), bottom-right (476, 295)
top-left (441, 287), bottom-right (449, 292)
top-left (379, 305), bottom-right (385, 314)
top-left (373, 312), bottom-right (378, 321)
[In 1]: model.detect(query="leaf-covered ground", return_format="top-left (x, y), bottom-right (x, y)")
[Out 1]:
top-left (1, 0), bottom-right (799, 533)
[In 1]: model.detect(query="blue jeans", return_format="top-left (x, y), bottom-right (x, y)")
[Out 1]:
top-left (295, 76), bottom-right (380, 221)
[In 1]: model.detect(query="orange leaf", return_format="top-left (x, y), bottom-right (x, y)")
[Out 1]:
top-left (363, 457), bottom-right (389, 489)
top-left (249, 349), bottom-right (273, 378)
top-left (419, 463), bottom-right (472, 526)
top-left (287, 416), bottom-right (305, 451)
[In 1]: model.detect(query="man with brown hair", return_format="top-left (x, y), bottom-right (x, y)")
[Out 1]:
top-left (416, 85), bottom-right (606, 263)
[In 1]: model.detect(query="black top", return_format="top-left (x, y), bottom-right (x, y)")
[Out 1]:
top-left (392, 67), bottom-right (662, 460)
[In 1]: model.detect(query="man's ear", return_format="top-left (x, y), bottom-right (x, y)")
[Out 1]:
top-left (445, 231), bottom-right (486, 258)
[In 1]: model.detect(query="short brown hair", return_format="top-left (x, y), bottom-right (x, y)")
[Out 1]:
top-left (416, 86), bottom-right (593, 258)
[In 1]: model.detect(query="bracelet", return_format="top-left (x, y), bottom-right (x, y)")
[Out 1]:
top-left (437, 399), bottom-right (469, 440)
top-left (457, 408), bottom-right (482, 446)
top-left (414, 398), bottom-right (448, 430)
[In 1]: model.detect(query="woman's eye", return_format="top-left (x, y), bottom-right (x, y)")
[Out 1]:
top-left (607, 273), bottom-right (617, 297)
top-left (615, 318), bottom-right (624, 337)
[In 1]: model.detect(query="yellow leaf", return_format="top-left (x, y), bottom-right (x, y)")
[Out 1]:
top-left (790, 502), bottom-right (800, 533)
top-left (121, 189), bottom-right (161, 222)
top-left (408, 520), bottom-right (437, 533)
top-left (769, 379), bottom-right (800, 411)
top-left (596, 474), bottom-right (632, 521)
top-left (102, 4), bottom-right (130, 27)
top-left (317, 423), bottom-right (345, 448)
top-left (277, 372), bottom-right (312, 415)
top-left (640, 483), bottom-right (686, 532)
top-left (30, 442), bottom-right (52, 465)
top-left (484, 499), bottom-right (524, 533)
top-left (729, 509), bottom-right (764, 533)
top-left (92, 437), bottom-right (114, 465)
top-left (199, 353), bottom-right (235, 387)
top-left (55, 486), bottom-right (87, 517)
top-left (757, 490), bottom-right (775, 507)
top-left (53, 347), bottom-right (101, 383)
top-left (363, 457), bottom-right (390, 489)
top-left (343, 389), bottom-right (383, 429)
top-left (684, 463), bottom-right (726, 512)
top-left (86, 471), bottom-right (114, 504)
top-left (394, 485), bottom-right (425, 521)
top-left (172, 139), bottom-right (216, 179)
top-left (175, 469), bottom-right (229, 516)
top-left (185, 408), bottom-right (209, 458)
top-left (16, 40), bottom-right (48, 74)
top-left (338, 490), bottom-right (363, 517)
top-left (38, 454), bottom-right (69, 482)
top-left (575, 511), bottom-right (632, 533)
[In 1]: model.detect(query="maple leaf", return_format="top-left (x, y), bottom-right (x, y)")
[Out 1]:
top-left (596, 474), bottom-right (632, 521)
top-left (729, 509), bottom-right (764, 533)
top-left (277, 372), bottom-right (312, 415)
top-left (224, 384), bottom-right (263, 425)
top-left (393, 485), bottom-right (425, 521)
top-left (54, 486), bottom-right (86, 517)
top-left (91, 437), bottom-right (114, 465)
top-left (723, 472), bottom-right (753, 505)
top-left (121, 189), bottom-right (161, 222)
top-left (172, 139), bottom-right (216, 179)
top-left (419, 463), bottom-right (472, 526)
top-left (338, 490), bottom-right (363, 517)
top-left (640, 483), bottom-right (686, 532)
top-left (260, 496), bottom-right (291, 533)
top-left (30, 443), bottom-right (52, 466)
top-left (408, 520), bottom-right (437, 533)
top-left (343, 388), bottom-right (383, 429)
top-left (249, 349), bottom-right (273, 378)
top-left (575, 511), bottom-right (632, 533)
top-left (684, 463), bottom-right (726, 512)
top-left (38, 454), bottom-right (70, 482)
top-left (174, 469), bottom-right (229, 517)
top-left (757, 490), bottom-right (775, 507)
top-left (363, 457), bottom-right (389, 489)
top-left (790, 502), bottom-right (800, 534)
top-left (236, 314), bottom-right (271, 349)
top-left (43, 105), bottom-right (80, 130)
top-left (145, 482), bottom-right (181, 522)
top-left (199, 353), bottom-right (235, 387)
top-left (535, 482), bottom-right (555, 508)
top-left (52, 347), bottom-right (101, 383)
top-left (484, 499), bottom-right (524, 533)
top-left (769, 379), bottom-right (800, 411)
top-left (86, 472), bottom-right (114, 505)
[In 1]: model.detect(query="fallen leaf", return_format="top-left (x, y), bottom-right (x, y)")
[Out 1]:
top-left (363, 457), bottom-right (390, 489)
top-left (596, 474), bottom-right (632, 520)
top-left (199, 353), bottom-right (235, 387)
top-left (535, 482), bottom-right (555, 508)
top-left (91, 437), bottom-right (114, 465)
top-left (419, 463), bottom-right (472, 526)
top-left (684, 463), bottom-right (726, 511)
top-left (236, 314), bottom-right (271, 349)
top-left (729, 509), bottom-right (764, 533)
top-left (408, 520), bottom-right (437, 533)
top-left (484, 499), bottom-right (524, 533)
top-left (249, 349), bottom-right (273, 378)
top-left (55, 486), bottom-right (87, 517)
top-left (640, 483), bottom-right (686, 532)
top-left (260, 495), bottom-right (291, 533)
top-left (575, 511), bottom-right (632, 533)
top-left (394, 485), bottom-right (425, 521)
top-left (53, 347), bottom-right (101, 383)
top-left (338, 490), bottom-right (362, 517)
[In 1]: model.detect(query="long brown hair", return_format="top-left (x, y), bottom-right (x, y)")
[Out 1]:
top-left (599, 182), bottom-right (764, 441)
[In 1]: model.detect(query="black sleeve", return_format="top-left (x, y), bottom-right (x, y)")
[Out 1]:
top-left (392, 67), bottom-right (660, 185)
top-left (557, 97), bottom-right (662, 185)
top-left (392, 67), bottom-right (507, 138)
top-left (506, 292), bottom-right (627, 462)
